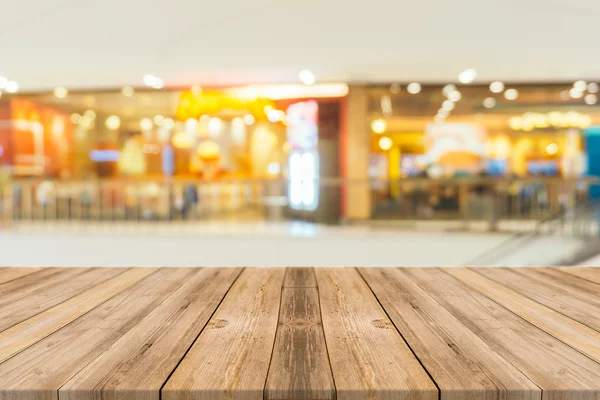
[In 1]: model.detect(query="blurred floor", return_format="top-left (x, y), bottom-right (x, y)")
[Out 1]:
top-left (0, 221), bottom-right (588, 267)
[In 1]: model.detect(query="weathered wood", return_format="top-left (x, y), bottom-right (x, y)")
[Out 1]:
top-left (405, 268), bottom-right (600, 400)
top-left (0, 267), bottom-right (156, 363)
top-left (162, 268), bottom-right (285, 400)
top-left (0, 268), bottom-right (192, 400)
top-left (359, 267), bottom-right (540, 400)
top-left (60, 268), bottom-right (241, 400)
top-left (0, 268), bottom-right (43, 285)
top-left (526, 268), bottom-right (600, 305)
top-left (476, 267), bottom-right (600, 332)
top-left (0, 268), bottom-right (125, 332)
top-left (284, 268), bottom-right (317, 288)
top-left (446, 268), bottom-right (600, 363)
top-left (558, 267), bottom-right (600, 285)
top-left (265, 268), bottom-right (334, 400)
top-left (315, 268), bottom-right (437, 400)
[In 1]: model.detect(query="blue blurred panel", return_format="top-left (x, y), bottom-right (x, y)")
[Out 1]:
top-left (585, 127), bottom-right (600, 199)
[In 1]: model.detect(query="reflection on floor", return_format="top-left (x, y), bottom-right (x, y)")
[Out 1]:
top-left (0, 221), bottom-right (587, 267)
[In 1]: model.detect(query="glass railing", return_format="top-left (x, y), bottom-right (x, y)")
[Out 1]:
top-left (0, 177), bottom-right (596, 231)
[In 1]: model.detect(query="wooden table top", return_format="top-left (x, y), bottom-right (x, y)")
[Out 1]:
top-left (0, 267), bottom-right (599, 400)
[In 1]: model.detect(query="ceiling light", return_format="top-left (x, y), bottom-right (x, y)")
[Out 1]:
top-left (489, 81), bottom-right (505, 93)
top-left (5, 81), bottom-right (18, 93)
top-left (378, 137), bottom-right (393, 151)
top-left (574, 80), bottom-right (587, 92)
top-left (0, 76), bottom-right (6, 89)
top-left (438, 109), bottom-right (449, 118)
top-left (105, 115), bottom-right (121, 130)
top-left (54, 87), bottom-right (68, 98)
top-left (84, 110), bottom-right (96, 120)
top-left (208, 117), bottom-right (223, 137)
top-left (569, 88), bottom-right (583, 99)
top-left (448, 90), bottom-right (462, 102)
top-left (585, 94), bottom-right (598, 105)
top-left (121, 86), bottom-right (135, 97)
top-left (483, 97), bottom-right (496, 108)
top-left (390, 83), bottom-right (401, 94)
top-left (458, 69), bottom-right (477, 84)
top-left (407, 83), bottom-right (421, 94)
top-left (153, 115), bottom-right (165, 126)
top-left (504, 89), bottom-right (518, 100)
top-left (371, 119), bottom-right (387, 134)
top-left (143, 74), bottom-right (164, 89)
top-left (588, 83), bottom-right (599, 94)
top-left (140, 118), bottom-right (153, 131)
top-left (163, 118), bottom-right (175, 130)
top-left (442, 100), bottom-right (455, 111)
top-left (442, 84), bottom-right (456, 97)
top-left (299, 70), bottom-right (316, 85)
top-left (546, 143), bottom-right (559, 155)
top-left (243, 114), bottom-right (256, 125)
top-left (70, 113), bottom-right (81, 124)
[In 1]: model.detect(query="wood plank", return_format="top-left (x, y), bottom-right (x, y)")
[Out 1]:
top-left (0, 268), bottom-right (126, 332)
top-left (0, 268), bottom-right (42, 285)
top-left (315, 268), bottom-right (437, 400)
top-left (162, 268), bottom-right (286, 400)
top-left (558, 267), bottom-right (600, 285)
top-left (405, 268), bottom-right (600, 400)
top-left (525, 268), bottom-right (600, 305)
top-left (0, 268), bottom-right (73, 303)
top-left (0, 268), bottom-right (194, 400)
top-left (359, 268), bottom-right (540, 400)
top-left (60, 268), bottom-right (242, 400)
top-left (0, 267), bottom-right (156, 363)
top-left (284, 268), bottom-right (317, 288)
top-left (265, 269), bottom-right (335, 400)
top-left (476, 267), bottom-right (600, 331)
top-left (446, 268), bottom-right (600, 363)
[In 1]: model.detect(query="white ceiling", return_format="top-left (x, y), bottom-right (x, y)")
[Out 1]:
top-left (2, 0), bottom-right (600, 91)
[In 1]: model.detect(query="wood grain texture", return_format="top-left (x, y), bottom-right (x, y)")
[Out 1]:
top-left (0, 268), bottom-right (193, 400)
top-left (405, 268), bottom-right (600, 400)
top-left (526, 268), bottom-right (600, 305)
top-left (162, 268), bottom-right (286, 400)
top-left (359, 268), bottom-right (540, 400)
top-left (558, 267), bottom-right (600, 285)
top-left (446, 268), bottom-right (600, 363)
top-left (60, 267), bottom-right (242, 400)
top-left (0, 268), bottom-right (42, 285)
top-left (0, 267), bottom-right (156, 364)
top-left (0, 268), bottom-right (125, 332)
top-left (476, 267), bottom-right (600, 332)
top-left (315, 268), bottom-right (437, 400)
top-left (284, 268), bottom-right (317, 288)
top-left (265, 268), bottom-right (335, 400)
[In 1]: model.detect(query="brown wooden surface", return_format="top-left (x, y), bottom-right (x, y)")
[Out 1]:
top-left (0, 267), bottom-right (599, 400)
top-left (316, 268), bottom-right (438, 400)
top-left (162, 268), bottom-right (286, 400)
top-left (265, 268), bottom-right (335, 400)
top-left (359, 268), bottom-right (540, 400)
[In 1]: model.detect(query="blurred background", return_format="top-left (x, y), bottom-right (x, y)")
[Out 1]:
top-left (1, 0), bottom-right (600, 267)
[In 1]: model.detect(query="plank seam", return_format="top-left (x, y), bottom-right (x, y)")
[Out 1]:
top-left (0, 267), bottom-right (161, 366)
top-left (436, 267), bottom-right (599, 395)
top-left (157, 267), bottom-right (245, 400)
top-left (399, 268), bottom-right (545, 398)
top-left (263, 267), bottom-right (290, 400)
top-left (468, 267), bottom-right (600, 349)
top-left (0, 268), bottom-right (113, 334)
top-left (356, 267), bottom-right (441, 400)
top-left (313, 267), bottom-right (338, 400)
